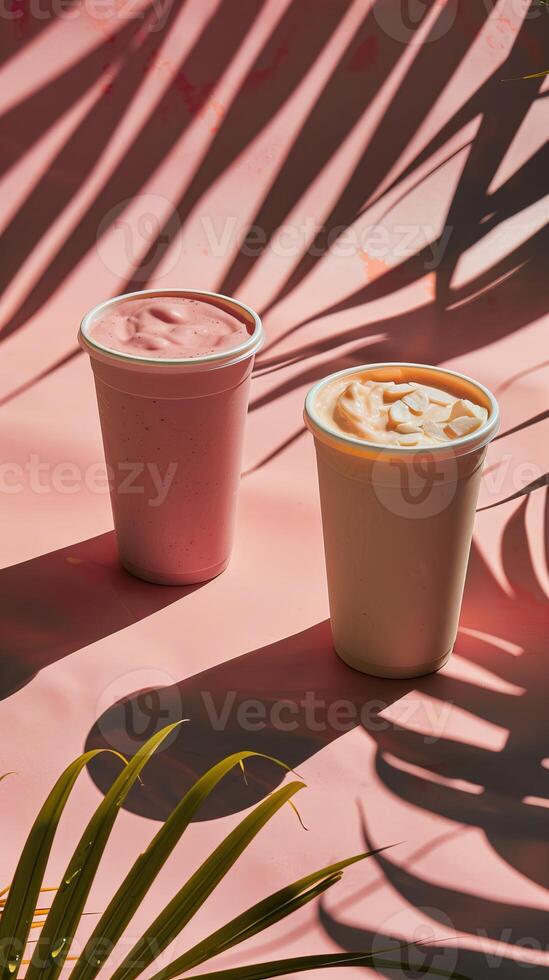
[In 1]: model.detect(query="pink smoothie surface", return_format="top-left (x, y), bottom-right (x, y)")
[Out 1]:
top-left (89, 296), bottom-right (251, 358)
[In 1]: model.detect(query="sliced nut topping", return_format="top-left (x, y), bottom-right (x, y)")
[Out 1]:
top-left (449, 398), bottom-right (476, 420)
top-left (388, 400), bottom-right (412, 427)
top-left (327, 374), bottom-right (489, 446)
top-left (422, 418), bottom-right (447, 441)
top-left (383, 383), bottom-right (417, 402)
top-left (419, 385), bottom-right (454, 406)
top-left (403, 389), bottom-right (429, 415)
top-left (445, 415), bottom-right (482, 438)
top-left (428, 405), bottom-right (453, 423)
top-left (448, 398), bottom-right (488, 428)
top-left (397, 432), bottom-right (420, 446)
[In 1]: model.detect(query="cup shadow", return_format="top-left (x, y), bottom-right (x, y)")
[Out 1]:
top-left (311, 517), bottom-right (549, 977)
top-left (85, 620), bottom-right (418, 821)
top-left (83, 524), bottom-right (549, 974)
top-left (0, 532), bottom-right (200, 701)
top-left (85, 529), bottom-right (548, 848)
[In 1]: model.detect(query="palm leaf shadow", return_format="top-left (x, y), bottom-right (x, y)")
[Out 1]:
top-left (260, 146), bottom-right (548, 359)
top-left (246, 225), bottom-right (547, 432)
top-left (120, 0), bottom-right (356, 294)
top-left (0, 0), bottom-right (185, 308)
top-left (0, 0), bottom-right (267, 340)
top-left (245, 222), bottom-right (549, 482)
top-left (375, 504), bottom-right (549, 881)
top-left (252, 3), bottom-right (547, 356)
top-left (218, 0), bottom-right (495, 305)
top-left (306, 3), bottom-right (546, 317)
top-left (314, 495), bottom-right (549, 974)
top-left (0, 0), bottom-right (64, 69)
top-left (318, 892), bottom-right (549, 979)
top-left (0, 3), bottom-right (149, 181)
top-left (3, 0), bottom-right (545, 419)
top-left (254, 230), bottom-right (543, 377)
top-left (216, 0), bottom-right (436, 299)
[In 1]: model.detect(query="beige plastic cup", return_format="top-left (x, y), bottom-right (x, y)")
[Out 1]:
top-left (304, 363), bottom-right (499, 678)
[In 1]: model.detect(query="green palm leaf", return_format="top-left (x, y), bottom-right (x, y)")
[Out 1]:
top-left (504, 69), bottom-right (549, 80)
top-left (147, 848), bottom-right (393, 980)
top-left (181, 954), bottom-right (469, 979)
top-left (26, 723), bottom-right (182, 980)
top-left (70, 752), bottom-right (293, 980)
top-left (110, 780), bottom-right (306, 980)
top-left (0, 749), bottom-right (123, 980)
top-left (2, 723), bottom-right (471, 980)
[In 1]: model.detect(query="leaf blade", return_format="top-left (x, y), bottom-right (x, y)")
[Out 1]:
top-left (0, 750), bottom-right (121, 980)
top-left (147, 847), bottom-right (393, 980)
top-left (110, 780), bottom-right (306, 980)
top-left (179, 952), bottom-right (470, 979)
top-left (69, 752), bottom-right (293, 980)
top-left (26, 723), bottom-right (183, 980)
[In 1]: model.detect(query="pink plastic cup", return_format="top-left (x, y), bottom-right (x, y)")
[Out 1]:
top-left (79, 288), bottom-right (263, 585)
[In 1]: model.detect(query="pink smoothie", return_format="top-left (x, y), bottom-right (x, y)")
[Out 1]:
top-left (89, 296), bottom-right (251, 358)
top-left (80, 290), bottom-right (263, 585)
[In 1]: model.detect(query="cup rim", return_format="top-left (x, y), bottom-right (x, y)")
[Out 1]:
top-left (79, 288), bottom-right (263, 370)
top-left (304, 362), bottom-right (500, 458)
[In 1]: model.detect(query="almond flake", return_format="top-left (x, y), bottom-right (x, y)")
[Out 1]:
top-left (383, 383), bottom-right (416, 402)
top-left (421, 386), bottom-right (454, 407)
top-left (445, 415), bottom-right (482, 438)
top-left (389, 400), bottom-right (412, 427)
top-left (422, 418), bottom-right (447, 441)
top-left (403, 389), bottom-right (429, 415)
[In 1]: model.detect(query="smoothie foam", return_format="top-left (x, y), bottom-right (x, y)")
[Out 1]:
top-left (89, 295), bottom-right (251, 359)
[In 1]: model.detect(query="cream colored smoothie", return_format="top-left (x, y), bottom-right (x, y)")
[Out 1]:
top-left (305, 363), bottom-right (499, 678)
top-left (315, 373), bottom-right (488, 447)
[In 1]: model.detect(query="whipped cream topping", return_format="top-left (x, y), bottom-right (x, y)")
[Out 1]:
top-left (315, 375), bottom-right (489, 447)
top-left (89, 296), bottom-right (250, 359)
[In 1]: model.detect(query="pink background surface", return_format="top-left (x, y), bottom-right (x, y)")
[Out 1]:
top-left (1, 1), bottom-right (548, 976)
